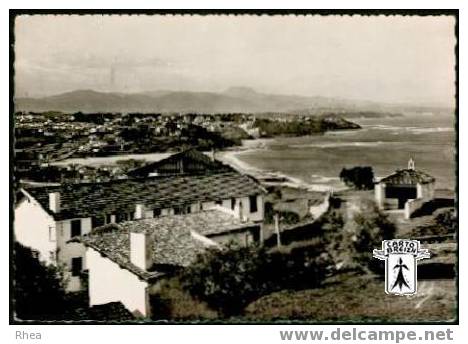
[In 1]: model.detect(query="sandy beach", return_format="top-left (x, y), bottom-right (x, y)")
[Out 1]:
top-left (217, 140), bottom-right (341, 193)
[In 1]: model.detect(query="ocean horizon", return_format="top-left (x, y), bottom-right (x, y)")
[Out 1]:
top-left (227, 114), bottom-right (456, 192)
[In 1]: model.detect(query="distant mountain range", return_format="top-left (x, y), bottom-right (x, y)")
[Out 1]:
top-left (14, 87), bottom-right (453, 115)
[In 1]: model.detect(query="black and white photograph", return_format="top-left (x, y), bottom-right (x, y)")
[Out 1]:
top-left (10, 11), bottom-right (457, 325)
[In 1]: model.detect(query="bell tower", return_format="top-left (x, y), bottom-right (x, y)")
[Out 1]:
top-left (408, 158), bottom-right (415, 170)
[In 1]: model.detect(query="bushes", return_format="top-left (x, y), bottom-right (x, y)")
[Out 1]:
top-left (411, 208), bottom-right (456, 238)
top-left (264, 202), bottom-right (300, 225)
top-left (180, 244), bottom-right (330, 317)
top-left (312, 200), bottom-right (396, 274)
top-left (150, 279), bottom-right (218, 321)
top-left (13, 243), bottom-right (68, 320)
top-left (339, 166), bottom-right (374, 190)
top-left (435, 209), bottom-right (456, 233)
top-left (341, 202), bottom-right (396, 273)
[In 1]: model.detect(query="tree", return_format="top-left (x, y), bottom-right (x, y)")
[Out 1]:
top-left (317, 199), bottom-right (396, 274)
top-left (339, 166), bottom-right (374, 190)
top-left (13, 243), bottom-right (68, 320)
top-left (180, 244), bottom-right (330, 317)
top-left (180, 245), bottom-right (271, 317)
top-left (345, 202), bottom-right (396, 272)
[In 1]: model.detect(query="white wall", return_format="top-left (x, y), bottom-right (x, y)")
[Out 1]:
top-left (374, 183), bottom-right (385, 209)
top-left (418, 182), bottom-right (436, 202)
top-left (190, 202), bottom-right (201, 213)
top-left (161, 208), bottom-right (174, 216)
top-left (208, 228), bottom-right (258, 247)
top-left (202, 201), bottom-right (215, 210)
top-left (234, 195), bottom-right (264, 222)
top-left (210, 195), bottom-right (264, 222)
top-left (405, 198), bottom-right (426, 219)
top-left (56, 217), bottom-right (92, 292)
top-left (14, 195), bottom-right (57, 265)
top-left (87, 248), bottom-right (150, 317)
top-left (309, 194), bottom-right (330, 220)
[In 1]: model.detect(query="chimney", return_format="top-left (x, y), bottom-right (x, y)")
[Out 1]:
top-left (408, 158), bottom-right (415, 170)
top-left (130, 231), bottom-right (153, 270)
top-left (210, 148), bottom-right (216, 162)
top-left (49, 192), bottom-right (61, 213)
top-left (134, 204), bottom-right (146, 220)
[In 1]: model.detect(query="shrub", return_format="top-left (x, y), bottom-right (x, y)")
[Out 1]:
top-left (264, 202), bottom-right (301, 225)
top-left (411, 208), bottom-right (456, 238)
top-left (339, 166), bottom-right (374, 190)
top-left (345, 203), bottom-right (396, 272)
top-left (13, 243), bottom-right (68, 320)
top-left (315, 201), bottom-right (395, 274)
top-left (150, 278), bottom-right (218, 321)
top-left (181, 244), bottom-right (330, 317)
top-left (435, 209), bottom-right (456, 233)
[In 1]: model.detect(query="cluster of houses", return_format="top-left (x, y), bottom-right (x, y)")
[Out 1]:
top-left (14, 146), bottom-right (437, 318)
top-left (14, 149), bottom-right (266, 317)
top-left (15, 112), bottom-right (257, 165)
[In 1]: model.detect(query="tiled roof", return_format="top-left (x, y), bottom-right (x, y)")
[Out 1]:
top-left (126, 148), bottom-right (233, 177)
top-left (73, 210), bottom-right (259, 281)
top-left (379, 169), bottom-right (435, 185)
top-left (24, 172), bottom-right (265, 220)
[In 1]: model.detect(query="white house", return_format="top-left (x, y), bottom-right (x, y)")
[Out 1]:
top-left (375, 159), bottom-right (436, 219)
top-left (74, 209), bottom-right (262, 318)
top-left (14, 172), bottom-right (266, 292)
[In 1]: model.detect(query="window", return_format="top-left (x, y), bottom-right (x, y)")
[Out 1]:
top-left (70, 219), bottom-right (81, 237)
top-left (92, 216), bottom-right (104, 229)
top-left (153, 208), bottom-right (161, 217)
top-left (249, 195), bottom-right (258, 213)
top-left (186, 206), bottom-right (191, 214)
top-left (48, 226), bottom-right (56, 242)
top-left (174, 207), bottom-right (182, 215)
top-left (117, 213), bottom-right (128, 223)
top-left (71, 257), bottom-right (83, 277)
top-left (231, 198), bottom-right (236, 210)
top-left (215, 200), bottom-right (222, 206)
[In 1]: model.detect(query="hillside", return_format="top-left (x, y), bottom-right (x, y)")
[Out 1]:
top-left (13, 88), bottom-right (433, 115)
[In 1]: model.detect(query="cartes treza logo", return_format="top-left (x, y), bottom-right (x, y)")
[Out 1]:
top-left (373, 239), bottom-right (430, 295)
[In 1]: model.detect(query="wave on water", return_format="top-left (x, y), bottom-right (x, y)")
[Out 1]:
top-left (310, 174), bottom-right (341, 183)
top-left (290, 141), bottom-right (385, 149)
top-left (219, 150), bottom-right (346, 192)
top-left (407, 127), bottom-right (454, 134)
top-left (363, 124), bottom-right (453, 134)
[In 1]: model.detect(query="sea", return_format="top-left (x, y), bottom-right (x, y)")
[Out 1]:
top-left (230, 114), bottom-right (456, 191)
top-left (54, 113), bottom-right (456, 192)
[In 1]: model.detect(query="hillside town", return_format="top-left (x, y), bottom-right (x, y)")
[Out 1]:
top-left (11, 13), bottom-right (456, 325)
top-left (14, 142), bottom-right (456, 320)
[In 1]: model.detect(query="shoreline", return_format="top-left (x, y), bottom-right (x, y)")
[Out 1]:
top-left (217, 141), bottom-right (346, 193)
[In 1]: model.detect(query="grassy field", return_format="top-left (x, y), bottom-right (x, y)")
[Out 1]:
top-left (244, 273), bottom-right (457, 323)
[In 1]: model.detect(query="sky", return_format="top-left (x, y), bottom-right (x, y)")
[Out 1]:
top-left (14, 14), bottom-right (456, 106)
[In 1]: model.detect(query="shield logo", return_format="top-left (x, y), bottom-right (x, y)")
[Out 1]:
top-left (373, 239), bottom-right (430, 295)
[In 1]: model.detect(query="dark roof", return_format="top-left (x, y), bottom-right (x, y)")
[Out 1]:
top-left (379, 169), bottom-right (435, 185)
top-left (126, 148), bottom-right (234, 177)
top-left (74, 210), bottom-right (258, 281)
top-left (24, 172), bottom-right (265, 221)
